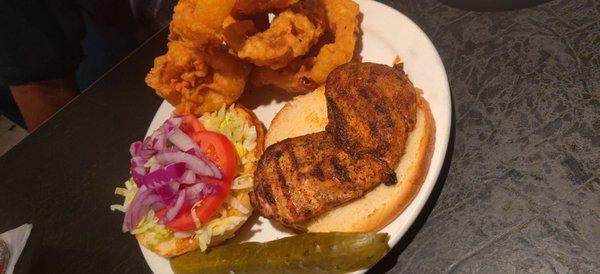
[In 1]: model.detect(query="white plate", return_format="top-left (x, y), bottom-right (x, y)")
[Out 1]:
top-left (140, 0), bottom-right (451, 272)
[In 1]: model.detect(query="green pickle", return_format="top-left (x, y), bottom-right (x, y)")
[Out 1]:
top-left (170, 232), bottom-right (390, 274)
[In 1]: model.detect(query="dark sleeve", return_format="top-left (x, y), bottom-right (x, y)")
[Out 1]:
top-left (0, 0), bottom-right (84, 86)
top-left (129, 0), bottom-right (177, 33)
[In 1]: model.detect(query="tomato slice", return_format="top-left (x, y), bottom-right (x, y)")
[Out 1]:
top-left (155, 123), bottom-right (238, 232)
top-left (158, 178), bottom-right (231, 232)
top-left (190, 131), bottom-right (237, 181)
top-left (155, 203), bottom-right (192, 231)
top-left (180, 114), bottom-right (204, 136)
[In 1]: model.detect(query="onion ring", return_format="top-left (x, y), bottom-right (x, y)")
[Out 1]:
top-left (145, 41), bottom-right (251, 116)
top-left (251, 0), bottom-right (360, 92)
top-left (169, 0), bottom-right (237, 47)
top-left (224, 0), bottom-right (326, 69)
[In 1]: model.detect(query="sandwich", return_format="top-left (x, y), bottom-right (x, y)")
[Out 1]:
top-left (112, 104), bottom-right (264, 257)
top-left (250, 61), bottom-right (435, 232)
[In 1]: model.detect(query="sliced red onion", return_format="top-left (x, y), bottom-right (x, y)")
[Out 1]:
top-left (158, 190), bottom-right (186, 225)
top-left (156, 152), bottom-right (222, 179)
top-left (131, 172), bottom-right (144, 187)
top-left (181, 170), bottom-right (195, 185)
top-left (123, 185), bottom-right (161, 232)
top-left (131, 165), bottom-right (145, 187)
top-left (152, 134), bottom-right (166, 151)
top-left (156, 182), bottom-right (180, 202)
top-left (142, 162), bottom-right (186, 188)
top-left (200, 181), bottom-right (220, 197)
top-left (130, 159), bottom-right (146, 186)
top-left (124, 115), bottom-right (230, 230)
top-left (129, 141), bottom-right (143, 157)
top-left (131, 156), bottom-right (146, 166)
top-left (184, 183), bottom-right (205, 201)
top-left (141, 135), bottom-right (161, 156)
top-left (149, 200), bottom-right (166, 211)
top-left (184, 148), bottom-right (205, 159)
top-left (185, 180), bottom-right (220, 202)
top-left (207, 161), bottom-right (222, 179)
top-left (163, 116), bottom-right (183, 136)
top-left (145, 128), bottom-right (167, 152)
top-left (168, 129), bottom-right (199, 152)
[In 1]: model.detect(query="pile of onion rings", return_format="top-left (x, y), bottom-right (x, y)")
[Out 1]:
top-left (146, 0), bottom-right (252, 115)
top-left (146, 0), bottom-right (360, 115)
top-left (227, 0), bottom-right (360, 93)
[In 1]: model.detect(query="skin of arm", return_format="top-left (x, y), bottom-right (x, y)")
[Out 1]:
top-left (10, 77), bottom-right (78, 131)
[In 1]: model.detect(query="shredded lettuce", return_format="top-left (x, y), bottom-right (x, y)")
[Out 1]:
top-left (207, 216), bottom-right (247, 236)
top-left (195, 227), bottom-right (212, 252)
top-left (231, 174), bottom-right (254, 190)
top-left (131, 210), bottom-right (173, 248)
top-left (226, 195), bottom-right (250, 215)
top-left (194, 216), bottom-right (247, 252)
top-left (111, 178), bottom-right (137, 212)
top-left (199, 104), bottom-right (258, 173)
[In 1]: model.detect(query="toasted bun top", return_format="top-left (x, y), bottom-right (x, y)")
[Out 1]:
top-left (265, 88), bottom-right (435, 232)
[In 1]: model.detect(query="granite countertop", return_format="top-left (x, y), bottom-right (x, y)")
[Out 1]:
top-left (370, 0), bottom-right (599, 272)
top-left (0, 0), bottom-right (598, 273)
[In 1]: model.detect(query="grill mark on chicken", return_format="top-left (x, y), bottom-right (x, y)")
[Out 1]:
top-left (375, 101), bottom-right (394, 128)
top-left (312, 166), bottom-right (326, 181)
top-left (274, 160), bottom-right (290, 197)
top-left (326, 100), bottom-right (347, 141)
top-left (369, 121), bottom-right (378, 135)
top-left (285, 142), bottom-right (300, 171)
top-left (276, 144), bottom-right (299, 217)
top-left (263, 183), bottom-right (276, 205)
top-left (331, 156), bottom-right (350, 182)
top-left (358, 87), bottom-right (371, 102)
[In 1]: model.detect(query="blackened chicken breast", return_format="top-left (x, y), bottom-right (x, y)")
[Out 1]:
top-left (325, 62), bottom-right (417, 168)
top-left (250, 132), bottom-right (396, 226)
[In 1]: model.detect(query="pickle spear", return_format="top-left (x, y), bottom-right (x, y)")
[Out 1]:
top-left (170, 232), bottom-right (389, 274)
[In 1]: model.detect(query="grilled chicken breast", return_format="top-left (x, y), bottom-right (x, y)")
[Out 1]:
top-left (251, 62), bottom-right (418, 226)
top-left (250, 132), bottom-right (396, 226)
top-left (325, 62), bottom-right (417, 168)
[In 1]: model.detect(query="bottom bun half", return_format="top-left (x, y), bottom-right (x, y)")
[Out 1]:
top-left (137, 104), bottom-right (264, 257)
top-left (265, 87), bottom-right (435, 232)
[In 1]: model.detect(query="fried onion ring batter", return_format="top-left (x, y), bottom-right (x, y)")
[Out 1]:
top-left (224, 0), bottom-right (326, 69)
top-left (232, 0), bottom-right (300, 18)
top-left (170, 0), bottom-right (237, 47)
top-left (146, 41), bottom-right (251, 116)
top-left (251, 0), bottom-right (359, 92)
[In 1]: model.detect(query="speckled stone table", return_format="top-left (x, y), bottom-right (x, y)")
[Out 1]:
top-left (0, 0), bottom-right (598, 273)
top-left (370, 0), bottom-right (600, 273)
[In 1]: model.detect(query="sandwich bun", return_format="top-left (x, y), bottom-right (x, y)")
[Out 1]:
top-left (137, 104), bottom-right (265, 257)
top-left (265, 86), bottom-right (435, 232)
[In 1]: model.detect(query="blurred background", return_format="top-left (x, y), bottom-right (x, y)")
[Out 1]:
top-left (0, 0), bottom-right (177, 155)
top-left (0, 0), bottom-right (553, 155)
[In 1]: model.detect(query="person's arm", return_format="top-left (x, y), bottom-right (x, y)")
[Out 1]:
top-left (0, 0), bottom-right (84, 131)
top-left (10, 77), bottom-right (78, 131)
